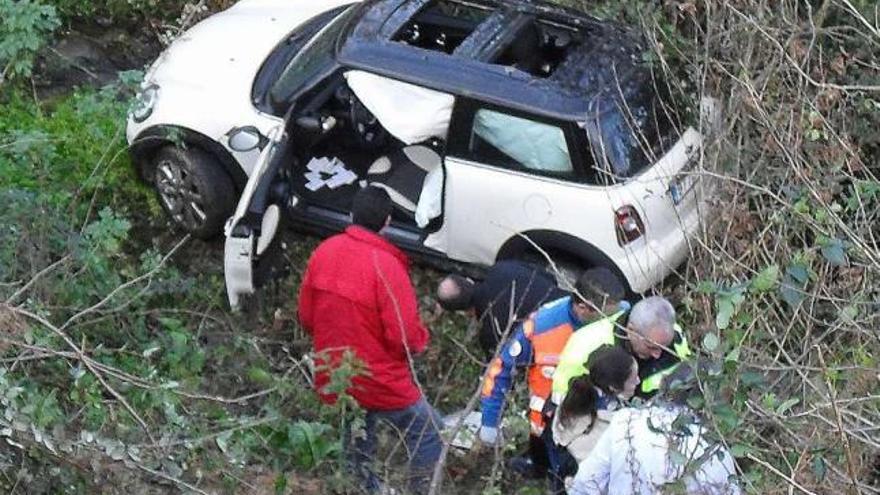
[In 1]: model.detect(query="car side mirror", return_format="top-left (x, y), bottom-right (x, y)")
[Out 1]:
top-left (227, 126), bottom-right (266, 152)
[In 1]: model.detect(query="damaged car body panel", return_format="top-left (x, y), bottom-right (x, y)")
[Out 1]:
top-left (124, 0), bottom-right (718, 309)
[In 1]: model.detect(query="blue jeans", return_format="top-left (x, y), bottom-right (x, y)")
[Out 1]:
top-left (344, 397), bottom-right (443, 494)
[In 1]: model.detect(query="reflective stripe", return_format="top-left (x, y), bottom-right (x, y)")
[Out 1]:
top-left (641, 363), bottom-right (680, 393)
top-left (481, 357), bottom-right (504, 397)
top-left (529, 395), bottom-right (546, 412)
top-left (551, 313), bottom-right (622, 397)
top-left (523, 319), bottom-right (535, 338)
top-left (674, 337), bottom-right (692, 358)
top-left (641, 326), bottom-right (691, 394)
top-left (508, 340), bottom-right (523, 357)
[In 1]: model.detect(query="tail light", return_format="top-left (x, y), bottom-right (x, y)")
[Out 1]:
top-left (615, 205), bottom-right (644, 245)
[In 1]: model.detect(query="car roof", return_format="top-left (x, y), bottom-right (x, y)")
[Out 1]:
top-left (336, 0), bottom-right (653, 122)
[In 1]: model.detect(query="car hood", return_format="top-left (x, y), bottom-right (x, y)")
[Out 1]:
top-left (147, 0), bottom-right (353, 94)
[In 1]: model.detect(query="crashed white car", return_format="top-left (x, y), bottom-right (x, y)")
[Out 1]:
top-left (126, 0), bottom-right (719, 308)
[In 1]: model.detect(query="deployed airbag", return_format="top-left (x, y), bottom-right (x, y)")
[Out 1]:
top-left (474, 109), bottom-right (573, 173)
top-left (344, 71), bottom-right (454, 145)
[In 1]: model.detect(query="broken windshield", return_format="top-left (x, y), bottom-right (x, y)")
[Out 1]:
top-left (269, 5), bottom-right (359, 109)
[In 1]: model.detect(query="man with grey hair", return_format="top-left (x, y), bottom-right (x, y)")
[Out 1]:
top-left (619, 296), bottom-right (691, 397)
top-left (553, 296), bottom-right (691, 404)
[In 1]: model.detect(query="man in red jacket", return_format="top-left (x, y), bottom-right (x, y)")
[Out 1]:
top-left (298, 186), bottom-right (440, 494)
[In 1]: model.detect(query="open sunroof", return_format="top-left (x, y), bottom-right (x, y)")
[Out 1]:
top-left (393, 0), bottom-right (495, 55)
top-left (490, 19), bottom-right (584, 78)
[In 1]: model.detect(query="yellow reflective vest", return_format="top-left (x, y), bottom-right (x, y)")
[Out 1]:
top-left (551, 314), bottom-right (691, 404)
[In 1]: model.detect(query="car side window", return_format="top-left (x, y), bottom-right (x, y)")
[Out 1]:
top-left (466, 108), bottom-right (574, 175)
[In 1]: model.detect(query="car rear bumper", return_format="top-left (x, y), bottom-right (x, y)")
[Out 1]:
top-left (615, 196), bottom-right (705, 293)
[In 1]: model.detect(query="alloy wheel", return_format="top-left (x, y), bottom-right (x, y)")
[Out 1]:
top-left (154, 156), bottom-right (208, 231)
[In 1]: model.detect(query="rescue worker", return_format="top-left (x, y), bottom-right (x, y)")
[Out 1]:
top-left (436, 260), bottom-right (565, 356)
top-left (543, 296), bottom-right (690, 491)
top-left (476, 267), bottom-right (628, 475)
top-left (553, 295), bottom-right (692, 404)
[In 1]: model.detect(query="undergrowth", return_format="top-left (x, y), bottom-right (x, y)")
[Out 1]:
top-left (0, 0), bottom-right (878, 494)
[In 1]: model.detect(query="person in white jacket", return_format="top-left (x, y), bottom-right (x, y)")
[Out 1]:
top-left (570, 365), bottom-right (741, 495)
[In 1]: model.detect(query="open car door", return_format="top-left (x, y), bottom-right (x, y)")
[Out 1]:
top-left (224, 111), bottom-right (338, 309)
top-left (223, 124), bottom-right (291, 309)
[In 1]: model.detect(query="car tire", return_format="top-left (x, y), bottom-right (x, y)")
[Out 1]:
top-left (512, 250), bottom-right (581, 289)
top-left (150, 146), bottom-right (236, 239)
top-left (538, 254), bottom-right (632, 301)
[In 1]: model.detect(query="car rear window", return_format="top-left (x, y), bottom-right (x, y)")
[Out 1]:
top-left (588, 86), bottom-right (681, 181)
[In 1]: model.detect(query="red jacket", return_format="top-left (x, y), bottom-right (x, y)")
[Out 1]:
top-left (298, 226), bottom-right (430, 410)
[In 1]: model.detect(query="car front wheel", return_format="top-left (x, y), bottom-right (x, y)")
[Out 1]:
top-left (152, 146), bottom-right (236, 239)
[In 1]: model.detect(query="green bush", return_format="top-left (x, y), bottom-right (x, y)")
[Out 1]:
top-left (0, 0), bottom-right (59, 83)
top-left (0, 80), bottom-right (155, 219)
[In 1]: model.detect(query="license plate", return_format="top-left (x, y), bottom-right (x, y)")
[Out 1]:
top-left (669, 174), bottom-right (696, 205)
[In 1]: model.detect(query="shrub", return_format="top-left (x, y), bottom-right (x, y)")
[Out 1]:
top-left (0, 0), bottom-right (59, 83)
top-left (0, 78), bottom-right (155, 220)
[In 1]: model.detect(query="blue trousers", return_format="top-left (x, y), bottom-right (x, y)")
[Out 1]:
top-left (344, 397), bottom-right (443, 494)
top-left (542, 426), bottom-right (577, 494)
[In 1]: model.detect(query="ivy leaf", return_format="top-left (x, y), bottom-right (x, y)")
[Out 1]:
top-left (725, 346), bottom-right (741, 363)
top-left (730, 444), bottom-right (752, 458)
top-left (716, 298), bottom-right (735, 330)
top-left (788, 263), bottom-right (810, 284)
top-left (216, 430), bottom-right (232, 454)
top-left (247, 367), bottom-right (273, 386)
top-left (702, 333), bottom-right (720, 352)
top-left (780, 262), bottom-right (810, 308)
top-left (840, 305), bottom-right (858, 322)
top-left (712, 404), bottom-right (741, 433)
top-left (812, 455), bottom-right (827, 482)
top-left (741, 371), bottom-right (765, 388)
top-left (715, 287), bottom-right (745, 330)
top-left (819, 237), bottom-right (847, 266)
top-left (750, 265), bottom-right (779, 293)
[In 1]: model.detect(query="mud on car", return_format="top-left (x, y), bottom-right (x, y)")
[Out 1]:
top-left (126, 0), bottom-right (720, 308)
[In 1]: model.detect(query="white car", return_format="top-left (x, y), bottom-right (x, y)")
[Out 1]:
top-left (126, 0), bottom-right (719, 308)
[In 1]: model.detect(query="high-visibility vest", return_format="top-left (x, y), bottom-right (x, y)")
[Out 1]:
top-left (551, 312), bottom-right (624, 404)
top-left (522, 317), bottom-right (574, 435)
top-left (552, 319), bottom-right (692, 402)
top-left (639, 334), bottom-right (692, 394)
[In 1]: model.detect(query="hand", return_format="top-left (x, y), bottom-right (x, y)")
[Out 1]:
top-left (423, 302), bottom-right (444, 326)
top-left (541, 400), bottom-right (557, 424)
top-left (467, 426), bottom-right (498, 458)
top-left (478, 426), bottom-right (498, 445)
